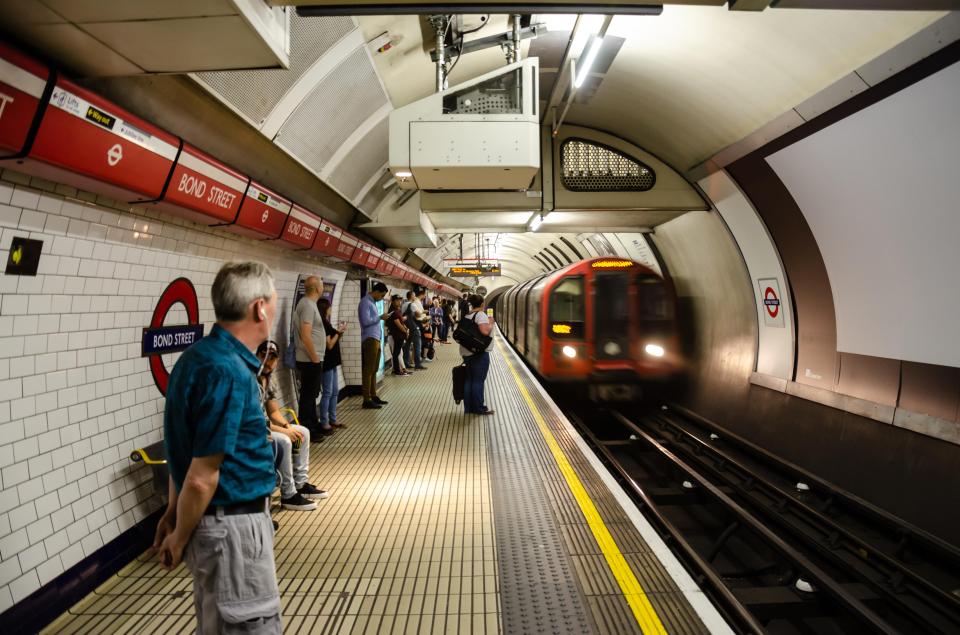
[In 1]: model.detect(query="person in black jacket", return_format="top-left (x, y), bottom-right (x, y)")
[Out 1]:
top-left (317, 298), bottom-right (347, 430)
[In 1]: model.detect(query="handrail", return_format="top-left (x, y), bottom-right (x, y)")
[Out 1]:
top-left (130, 447), bottom-right (166, 465)
top-left (279, 407), bottom-right (301, 427)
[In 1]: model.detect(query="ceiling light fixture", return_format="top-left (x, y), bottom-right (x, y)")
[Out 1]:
top-left (574, 35), bottom-right (604, 88)
top-left (528, 213), bottom-right (543, 232)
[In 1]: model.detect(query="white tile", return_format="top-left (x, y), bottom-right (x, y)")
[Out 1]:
top-left (50, 236), bottom-right (75, 256)
top-left (71, 496), bottom-right (93, 522)
top-left (0, 183), bottom-right (12, 204)
top-left (43, 528), bottom-right (68, 556)
top-left (78, 313), bottom-right (98, 331)
top-left (59, 423), bottom-right (80, 446)
top-left (37, 313), bottom-right (60, 334)
top-left (42, 468), bottom-right (66, 493)
top-left (12, 436), bottom-right (37, 462)
top-left (0, 529), bottom-right (28, 561)
top-left (46, 371), bottom-right (67, 392)
top-left (59, 542), bottom-right (83, 570)
top-left (10, 187), bottom-right (40, 209)
top-left (46, 332), bottom-right (67, 353)
top-left (1, 294), bottom-right (27, 315)
top-left (18, 210), bottom-right (46, 232)
top-left (1, 461), bottom-right (28, 488)
top-left (72, 239), bottom-right (94, 259)
top-left (26, 295), bottom-right (51, 315)
top-left (37, 430), bottom-right (59, 454)
top-left (0, 378), bottom-right (21, 401)
top-left (26, 515), bottom-right (53, 545)
top-left (8, 502), bottom-right (37, 531)
top-left (80, 531), bottom-right (102, 557)
top-left (56, 351), bottom-right (77, 370)
top-left (66, 367), bottom-right (85, 386)
top-left (68, 403), bottom-right (87, 425)
top-left (34, 353), bottom-right (56, 375)
top-left (35, 554), bottom-right (63, 585)
top-left (9, 357), bottom-right (33, 379)
top-left (57, 256), bottom-right (80, 276)
top-left (51, 295), bottom-right (71, 313)
top-left (22, 374), bottom-right (46, 397)
top-left (77, 259), bottom-right (99, 277)
top-left (57, 481), bottom-right (80, 507)
top-left (43, 214), bottom-right (69, 235)
top-left (0, 443), bottom-right (11, 470)
top-left (40, 275), bottom-right (65, 294)
top-left (0, 487), bottom-right (17, 515)
top-left (9, 397), bottom-right (35, 420)
top-left (8, 318), bottom-right (34, 339)
top-left (0, 556), bottom-right (21, 588)
top-left (0, 204), bottom-right (21, 228)
top-left (57, 386), bottom-right (78, 407)
top-left (27, 452), bottom-right (52, 478)
top-left (60, 314), bottom-right (80, 334)
top-left (18, 542), bottom-right (46, 573)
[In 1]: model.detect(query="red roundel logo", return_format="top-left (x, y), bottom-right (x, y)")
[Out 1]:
top-left (763, 286), bottom-right (780, 318)
top-left (143, 278), bottom-right (202, 395)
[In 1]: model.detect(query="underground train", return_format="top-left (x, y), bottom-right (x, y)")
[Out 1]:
top-left (490, 257), bottom-right (681, 400)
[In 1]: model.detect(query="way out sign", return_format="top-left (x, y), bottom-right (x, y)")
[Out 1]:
top-left (758, 278), bottom-right (785, 328)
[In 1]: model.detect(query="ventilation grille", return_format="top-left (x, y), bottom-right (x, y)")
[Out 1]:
top-left (329, 116), bottom-right (388, 204)
top-left (276, 47), bottom-right (388, 174)
top-left (195, 15), bottom-right (356, 126)
top-left (560, 138), bottom-right (655, 192)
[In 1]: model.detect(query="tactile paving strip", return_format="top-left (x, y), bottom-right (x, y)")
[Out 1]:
top-left (488, 338), bottom-right (710, 635)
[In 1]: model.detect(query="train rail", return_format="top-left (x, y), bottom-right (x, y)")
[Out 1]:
top-left (565, 403), bottom-right (960, 634)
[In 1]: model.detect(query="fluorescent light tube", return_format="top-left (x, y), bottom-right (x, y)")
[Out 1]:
top-left (574, 36), bottom-right (603, 88)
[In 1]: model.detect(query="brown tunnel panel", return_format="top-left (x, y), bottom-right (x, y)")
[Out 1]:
top-left (727, 155), bottom-right (839, 390)
top-left (899, 362), bottom-right (960, 422)
top-left (837, 352), bottom-right (901, 407)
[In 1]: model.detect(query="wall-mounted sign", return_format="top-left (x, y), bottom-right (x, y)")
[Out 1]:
top-left (449, 264), bottom-right (501, 277)
top-left (757, 277), bottom-right (785, 328)
top-left (5, 237), bottom-right (42, 276)
top-left (143, 278), bottom-right (202, 395)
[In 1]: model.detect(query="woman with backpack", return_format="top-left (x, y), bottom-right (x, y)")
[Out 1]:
top-left (458, 294), bottom-right (495, 415)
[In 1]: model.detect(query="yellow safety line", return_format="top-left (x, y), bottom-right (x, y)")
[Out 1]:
top-left (497, 340), bottom-right (668, 635)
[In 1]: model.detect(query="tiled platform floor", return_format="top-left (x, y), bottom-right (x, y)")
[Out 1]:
top-left (43, 336), bottom-right (721, 635)
top-left (44, 341), bottom-right (499, 634)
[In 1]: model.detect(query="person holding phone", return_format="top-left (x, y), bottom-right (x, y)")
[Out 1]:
top-left (318, 297), bottom-right (347, 429)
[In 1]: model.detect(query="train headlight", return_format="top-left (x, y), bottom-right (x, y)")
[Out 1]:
top-left (561, 345), bottom-right (577, 359)
top-left (644, 343), bottom-right (665, 358)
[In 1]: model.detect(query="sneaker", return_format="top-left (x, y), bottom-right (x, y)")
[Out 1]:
top-left (280, 492), bottom-right (317, 511)
top-left (298, 483), bottom-right (329, 500)
top-left (361, 401), bottom-right (382, 409)
top-left (413, 366), bottom-right (426, 370)
top-left (272, 519), bottom-right (279, 531)
top-left (478, 409), bottom-right (496, 416)
top-left (317, 425), bottom-right (334, 435)
top-left (330, 421), bottom-right (346, 429)
top-left (373, 397), bottom-right (389, 405)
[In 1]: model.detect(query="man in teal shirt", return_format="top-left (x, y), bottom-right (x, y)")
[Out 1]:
top-left (155, 261), bottom-right (281, 634)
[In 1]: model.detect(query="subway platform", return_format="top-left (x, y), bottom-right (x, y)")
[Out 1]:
top-left (43, 334), bottom-right (732, 634)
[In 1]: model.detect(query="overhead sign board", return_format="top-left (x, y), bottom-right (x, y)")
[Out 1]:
top-left (226, 181), bottom-right (291, 239)
top-left (449, 264), bottom-right (502, 277)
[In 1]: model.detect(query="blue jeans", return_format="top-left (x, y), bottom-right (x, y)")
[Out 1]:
top-left (404, 326), bottom-right (422, 368)
top-left (463, 352), bottom-right (490, 414)
top-left (319, 367), bottom-right (338, 425)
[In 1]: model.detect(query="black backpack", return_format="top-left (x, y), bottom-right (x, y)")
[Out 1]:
top-left (453, 312), bottom-right (492, 355)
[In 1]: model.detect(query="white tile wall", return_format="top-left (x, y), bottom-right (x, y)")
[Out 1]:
top-left (0, 170), bottom-right (411, 613)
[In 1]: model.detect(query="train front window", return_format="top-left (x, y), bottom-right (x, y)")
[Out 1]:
top-left (638, 276), bottom-right (673, 321)
top-left (549, 276), bottom-right (584, 338)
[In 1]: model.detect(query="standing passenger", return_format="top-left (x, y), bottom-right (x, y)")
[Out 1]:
top-left (155, 261), bottom-right (282, 634)
top-left (317, 298), bottom-right (347, 430)
top-left (358, 282), bottom-right (390, 409)
top-left (387, 294), bottom-right (411, 376)
top-left (293, 276), bottom-right (325, 434)
top-left (460, 294), bottom-right (495, 416)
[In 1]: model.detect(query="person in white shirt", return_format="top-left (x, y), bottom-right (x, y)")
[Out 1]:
top-left (459, 294), bottom-right (495, 415)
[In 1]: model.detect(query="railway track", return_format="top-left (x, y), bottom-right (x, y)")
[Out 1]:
top-left (565, 403), bottom-right (960, 634)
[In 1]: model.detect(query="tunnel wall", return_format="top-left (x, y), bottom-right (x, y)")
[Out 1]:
top-left (0, 168), bottom-right (396, 613)
top-left (650, 42), bottom-right (960, 542)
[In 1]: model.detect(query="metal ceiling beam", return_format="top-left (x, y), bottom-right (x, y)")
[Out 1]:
top-left (297, 4), bottom-right (663, 17)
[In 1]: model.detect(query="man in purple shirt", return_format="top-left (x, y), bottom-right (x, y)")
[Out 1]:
top-left (358, 281), bottom-right (390, 409)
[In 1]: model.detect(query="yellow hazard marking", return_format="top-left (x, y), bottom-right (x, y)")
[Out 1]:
top-left (498, 339), bottom-right (667, 635)
top-left (11, 245), bottom-right (22, 265)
